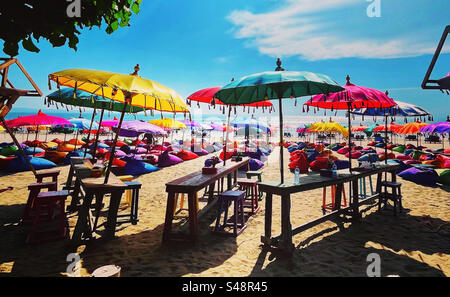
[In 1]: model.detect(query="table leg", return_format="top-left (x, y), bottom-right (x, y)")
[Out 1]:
top-left (227, 173), bottom-right (232, 190)
top-left (208, 181), bottom-right (216, 204)
top-left (333, 183), bottom-right (343, 211)
top-left (68, 178), bottom-right (81, 212)
top-left (351, 180), bottom-right (361, 221)
top-left (262, 192), bottom-right (273, 247)
top-left (280, 194), bottom-right (294, 253)
top-left (162, 191), bottom-right (176, 243)
top-left (376, 172), bottom-right (383, 211)
top-left (104, 191), bottom-right (123, 239)
top-left (72, 192), bottom-right (94, 242)
top-left (187, 192), bottom-right (199, 242)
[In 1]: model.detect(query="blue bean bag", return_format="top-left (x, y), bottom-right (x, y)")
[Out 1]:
top-left (387, 159), bottom-right (411, 174)
top-left (404, 149), bottom-right (414, 156)
top-left (358, 153), bottom-right (379, 163)
top-left (249, 148), bottom-right (264, 160)
top-left (375, 143), bottom-right (385, 148)
top-left (64, 150), bottom-right (93, 165)
top-left (158, 150), bottom-right (183, 167)
top-left (287, 145), bottom-right (298, 153)
top-left (297, 142), bottom-right (307, 150)
top-left (23, 146), bottom-right (45, 155)
top-left (249, 158), bottom-right (264, 171)
top-left (120, 145), bottom-right (132, 154)
top-left (90, 142), bottom-right (110, 149)
top-left (334, 159), bottom-right (350, 170)
top-left (8, 155), bottom-right (56, 173)
top-left (306, 150), bottom-right (319, 163)
top-left (258, 147), bottom-right (270, 156)
top-left (331, 145), bottom-right (343, 151)
top-left (123, 158), bottom-right (160, 176)
top-left (398, 167), bottom-right (439, 186)
top-left (204, 157), bottom-right (222, 167)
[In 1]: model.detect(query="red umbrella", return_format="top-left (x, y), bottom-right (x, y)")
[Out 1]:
top-left (351, 124), bottom-right (368, 132)
top-left (373, 123), bottom-right (402, 132)
top-left (304, 75), bottom-right (397, 170)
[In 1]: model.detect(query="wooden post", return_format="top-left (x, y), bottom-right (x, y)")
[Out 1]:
top-left (83, 107), bottom-right (97, 158)
top-left (347, 106), bottom-right (352, 172)
top-left (223, 105), bottom-right (232, 166)
top-left (384, 115), bottom-right (388, 164)
top-left (91, 106), bottom-right (105, 160)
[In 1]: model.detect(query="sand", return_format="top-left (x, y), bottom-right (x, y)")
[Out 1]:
top-left (0, 134), bottom-right (449, 277)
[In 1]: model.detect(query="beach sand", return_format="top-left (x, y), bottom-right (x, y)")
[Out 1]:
top-left (0, 134), bottom-right (449, 277)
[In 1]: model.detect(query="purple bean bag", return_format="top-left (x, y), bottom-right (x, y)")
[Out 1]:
top-left (114, 150), bottom-right (127, 158)
top-left (134, 147), bottom-right (147, 154)
top-left (205, 157), bottom-right (222, 167)
top-left (194, 148), bottom-right (208, 156)
top-left (123, 158), bottom-right (160, 176)
top-left (244, 158), bottom-right (264, 171)
top-left (398, 167), bottom-right (439, 186)
top-left (387, 159), bottom-right (411, 174)
top-left (158, 150), bottom-right (183, 167)
top-left (334, 159), bottom-right (350, 170)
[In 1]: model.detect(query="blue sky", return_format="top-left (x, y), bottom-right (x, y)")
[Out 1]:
top-left (3, 0), bottom-right (450, 122)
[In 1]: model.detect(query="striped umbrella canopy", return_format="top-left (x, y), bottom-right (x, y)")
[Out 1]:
top-left (351, 100), bottom-right (431, 122)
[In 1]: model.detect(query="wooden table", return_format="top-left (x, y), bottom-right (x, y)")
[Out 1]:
top-left (259, 164), bottom-right (399, 254)
top-left (71, 164), bottom-right (127, 243)
top-left (162, 157), bottom-right (250, 243)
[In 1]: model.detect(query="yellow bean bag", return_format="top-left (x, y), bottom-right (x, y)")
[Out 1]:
top-left (67, 139), bottom-right (85, 146)
top-left (57, 143), bottom-right (76, 152)
top-left (45, 151), bottom-right (68, 164)
top-left (39, 141), bottom-right (58, 150)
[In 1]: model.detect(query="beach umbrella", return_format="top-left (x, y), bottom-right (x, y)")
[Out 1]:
top-left (215, 59), bottom-right (344, 182)
top-left (420, 122), bottom-right (450, 134)
top-left (305, 75), bottom-right (396, 170)
top-left (69, 117), bottom-right (99, 130)
top-left (396, 121), bottom-right (430, 135)
top-left (5, 110), bottom-right (71, 127)
top-left (351, 124), bottom-right (368, 132)
top-left (149, 117), bottom-right (187, 130)
top-left (112, 120), bottom-right (167, 137)
top-left (100, 117), bottom-right (120, 127)
top-left (49, 65), bottom-right (189, 183)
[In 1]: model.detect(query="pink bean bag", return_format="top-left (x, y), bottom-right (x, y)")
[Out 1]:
top-left (396, 154), bottom-right (412, 161)
top-left (345, 151), bottom-right (363, 159)
top-left (337, 147), bottom-right (349, 155)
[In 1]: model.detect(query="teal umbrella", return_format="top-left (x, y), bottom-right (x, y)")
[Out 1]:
top-left (215, 59), bottom-right (344, 183)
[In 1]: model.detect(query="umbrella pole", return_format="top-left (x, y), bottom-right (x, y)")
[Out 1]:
top-left (279, 97), bottom-right (285, 183)
top-left (0, 116), bottom-right (36, 175)
top-left (104, 100), bottom-right (128, 184)
top-left (74, 128), bottom-right (79, 151)
top-left (385, 115), bottom-right (388, 164)
top-left (223, 106), bottom-right (232, 166)
top-left (348, 107), bottom-right (352, 173)
top-left (91, 108), bottom-right (105, 161)
top-left (83, 108), bottom-right (97, 158)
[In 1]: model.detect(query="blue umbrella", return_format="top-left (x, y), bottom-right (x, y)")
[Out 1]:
top-left (68, 117), bottom-right (99, 130)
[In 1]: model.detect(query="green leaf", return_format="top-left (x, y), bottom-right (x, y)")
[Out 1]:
top-left (22, 38), bottom-right (40, 53)
top-left (4, 42), bottom-right (19, 57)
top-left (131, 2), bottom-right (140, 14)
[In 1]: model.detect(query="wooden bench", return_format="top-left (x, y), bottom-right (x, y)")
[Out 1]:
top-left (162, 157), bottom-right (250, 243)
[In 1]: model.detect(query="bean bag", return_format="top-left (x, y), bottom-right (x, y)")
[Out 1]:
top-left (152, 144), bottom-right (167, 151)
top-left (398, 167), bottom-right (439, 186)
top-left (367, 141), bottom-right (376, 146)
top-left (444, 149), bottom-right (450, 154)
top-left (142, 154), bottom-right (158, 166)
top-left (94, 142), bottom-right (110, 149)
top-left (378, 152), bottom-right (395, 161)
top-left (194, 149), bottom-right (208, 156)
top-left (353, 146), bottom-right (363, 151)
top-left (444, 160), bottom-right (450, 169)
top-left (0, 145), bottom-right (18, 156)
top-left (306, 150), bottom-right (319, 163)
top-left (114, 150), bottom-right (127, 158)
top-left (310, 157), bottom-right (330, 172)
top-left (104, 152), bottom-right (127, 167)
top-left (51, 138), bottom-right (63, 144)
top-left (249, 148), bottom-right (266, 161)
top-left (404, 160), bottom-right (421, 166)
top-left (204, 145), bottom-right (216, 154)
top-left (134, 147), bottom-right (147, 154)
top-left (8, 155), bottom-right (56, 173)
top-left (346, 151), bottom-right (363, 159)
top-left (288, 150), bottom-right (309, 173)
top-left (360, 148), bottom-right (376, 155)
top-left (63, 150), bottom-right (93, 165)
top-left (23, 146), bottom-right (45, 155)
top-left (175, 149), bottom-right (199, 161)
top-left (334, 159), bottom-right (350, 170)
top-left (331, 145), bottom-right (343, 151)
top-left (387, 159), bottom-right (411, 174)
top-left (0, 155), bottom-right (15, 170)
top-left (404, 149), bottom-right (414, 156)
top-left (387, 144), bottom-right (395, 150)
top-left (105, 140), bottom-right (127, 147)
top-left (287, 145), bottom-right (299, 153)
top-left (249, 158), bottom-right (264, 171)
top-left (396, 154), bottom-right (412, 161)
top-left (358, 153), bottom-right (379, 163)
top-left (45, 151), bottom-right (68, 164)
top-left (337, 147), bottom-right (349, 155)
top-left (120, 145), bottom-right (132, 154)
top-left (326, 143), bottom-right (338, 150)
top-left (57, 143), bottom-right (76, 152)
top-left (158, 150), bottom-right (183, 167)
top-left (68, 139), bottom-right (85, 146)
top-left (123, 158), bottom-right (160, 176)
top-left (438, 170), bottom-right (450, 185)
top-left (39, 142), bottom-right (58, 150)
top-left (406, 144), bottom-right (416, 150)
top-left (375, 143), bottom-right (385, 148)
top-left (392, 145), bottom-right (406, 153)
top-left (123, 139), bottom-right (133, 145)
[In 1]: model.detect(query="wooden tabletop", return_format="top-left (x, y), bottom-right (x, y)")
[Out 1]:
top-left (258, 164), bottom-right (399, 195)
top-left (72, 161), bottom-right (127, 190)
top-left (166, 157), bottom-right (250, 193)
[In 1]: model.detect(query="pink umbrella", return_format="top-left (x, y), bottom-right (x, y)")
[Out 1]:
top-left (100, 117), bottom-right (120, 127)
top-left (5, 110), bottom-right (71, 127)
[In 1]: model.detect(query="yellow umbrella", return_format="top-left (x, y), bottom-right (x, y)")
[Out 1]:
top-left (149, 117), bottom-right (187, 130)
top-left (309, 122), bottom-right (348, 138)
top-left (48, 67), bottom-right (189, 113)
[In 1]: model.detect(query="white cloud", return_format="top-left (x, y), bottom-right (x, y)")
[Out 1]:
top-left (227, 0), bottom-right (448, 61)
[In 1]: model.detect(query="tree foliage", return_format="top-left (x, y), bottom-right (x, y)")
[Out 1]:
top-left (0, 0), bottom-right (142, 57)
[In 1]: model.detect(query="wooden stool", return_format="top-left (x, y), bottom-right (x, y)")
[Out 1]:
top-left (359, 176), bottom-right (374, 199)
top-left (237, 178), bottom-right (260, 214)
top-left (214, 190), bottom-right (247, 237)
top-left (35, 170), bottom-right (60, 183)
top-left (379, 181), bottom-right (402, 215)
top-left (173, 192), bottom-right (199, 218)
top-left (118, 175), bottom-right (135, 207)
top-left (322, 185), bottom-right (347, 213)
top-left (26, 190), bottom-right (69, 244)
top-left (246, 171), bottom-right (263, 200)
top-left (22, 182), bottom-right (58, 224)
top-left (117, 181), bottom-right (142, 225)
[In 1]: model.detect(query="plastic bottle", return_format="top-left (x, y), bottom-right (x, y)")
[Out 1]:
top-left (332, 162), bottom-right (338, 178)
top-left (294, 166), bottom-right (300, 184)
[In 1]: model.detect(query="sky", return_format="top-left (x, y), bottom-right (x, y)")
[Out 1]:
top-left (3, 0), bottom-right (450, 123)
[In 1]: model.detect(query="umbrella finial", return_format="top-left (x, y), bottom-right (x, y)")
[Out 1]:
top-left (130, 64), bottom-right (140, 76)
top-left (385, 90), bottom-right (389, 96)
top-left (346, 75), bottom-right (351, 84)
top-left (275, 58), bottom-right (285, 71)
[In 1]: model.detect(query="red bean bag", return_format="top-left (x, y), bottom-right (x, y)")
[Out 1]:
top-left (444, 160), bottom-right (450, 168)
top-left (220, 150), bottom-right (234, 161)
top-left (337, 147), bottom-right (349, 155)
top-left (444, 149), bottom-right (450, 154)
top-left (68, 139), bottom-right (85, 145)
top-left (406, 144), bottom-right (416, 149)
top-left (387, 144), bottom-right (395, 150)
top-left (314, 144), bottom-right (324, 153)
top-left (104, 140), bottom-right (127, 147)
top-left (44, 151), bottom-right (68, 164)
top-left (367, 141), bottom-right (376, 146)
top-left (290, 150), bottom-right (305, 161)
top-left (288, 150), bottom-right (309, 173)
top-left (148, 150), bottom-right (162, 156)
top-left (152, 144), bottom-right (166, 151)
top-left (345, 151), bottom-right (362, 159)
top-left (396, 154), bottom-right (412, 161)
top-left (310, 157), bottom-right (330, 171)
top-left (175, 149), bottom-right (199, 161)
top-left (52, 138), bottom-right (63, 144)
top-left (104, 152), bottom-right (126, 167)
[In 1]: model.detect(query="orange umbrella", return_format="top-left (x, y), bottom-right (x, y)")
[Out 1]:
top-left (373, 123), bottom-right (402, 132)
top-left (351, 124), bottom-right (368, 132)
top-left (396, 122), bottom-right (430, 134)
